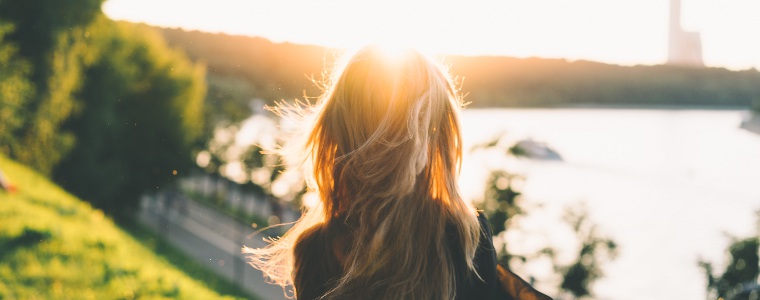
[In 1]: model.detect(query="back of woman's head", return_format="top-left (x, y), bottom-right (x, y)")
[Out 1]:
top-left (314, 46), bottom-right (464, 214)
top-left (244, 45), bottom-right (481, 300)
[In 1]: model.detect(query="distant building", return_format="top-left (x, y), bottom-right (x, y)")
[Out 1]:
top-left (668, 0), bottom-right (703, 67)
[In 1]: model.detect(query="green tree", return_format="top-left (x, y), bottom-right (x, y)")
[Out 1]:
top-left (0, 0), bottom-right (104, 174)
top-left (0, 22), bottom-right (34, 156)
top-left (474, 135), bottom-right (618, 298)
top-left (554, 205), bottom-right (619, 299)
top-left (53, 21), bottom-right (205, 218)
top-left (700, 237), bottom-right (760, 299)
top-left (478, 170), bottom-right (526, 266)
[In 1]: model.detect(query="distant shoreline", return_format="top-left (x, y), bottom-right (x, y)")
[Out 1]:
top-left (470, 104), bottom-right (752, 111)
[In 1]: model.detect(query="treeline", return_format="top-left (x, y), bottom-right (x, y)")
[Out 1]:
top-left (159, 27), bottom-right (329, 103)
top-left (447, 56), bottom-right (760, 108)
top-left (0, 1), bottom-right (204, 219)
top-left (157, 26), bottom-right (760, 109)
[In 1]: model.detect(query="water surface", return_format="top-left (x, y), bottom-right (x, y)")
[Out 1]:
top-left (459, 108), bottom-right (760, 300)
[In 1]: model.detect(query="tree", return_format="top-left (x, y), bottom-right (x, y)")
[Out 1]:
top-left (204, 114), bottom-right (306, 216)
top-left (0, 0), bottom-right (104, 174)
top-left (53, 20), bottom-right (205, 219)
top-left (0, 22), bottom-right (34, 156)
top-left (474, 134), bottom-right (618, 298)
top-left (479, 170), bottom-right (527, 266)
top-left (554, 205), bottom-right (619, 299)
top-left (699, 237), bottom-right (760, 299)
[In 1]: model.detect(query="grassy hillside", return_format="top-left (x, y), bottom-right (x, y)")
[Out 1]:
top-left (0, 154), bottom-right (246, 300)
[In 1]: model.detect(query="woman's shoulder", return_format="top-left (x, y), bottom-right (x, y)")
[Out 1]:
top-left (447, 211), bottom-right (505, 299)
top-left (293, 223), bottom-right (343, 300)
top-left (476, 211), bottom-right (491, 236)
top-left (470, 212), bottom-right (554, 300)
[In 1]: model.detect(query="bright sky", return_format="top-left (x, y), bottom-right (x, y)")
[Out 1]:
top-left (103, 0), bottom-right (760, 70)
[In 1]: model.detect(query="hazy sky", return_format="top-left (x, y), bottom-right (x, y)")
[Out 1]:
top-left (103, 0), bottom-right (759, 70)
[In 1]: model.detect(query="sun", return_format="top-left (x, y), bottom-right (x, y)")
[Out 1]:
top-left (374, 41), bottom-right (414, 63)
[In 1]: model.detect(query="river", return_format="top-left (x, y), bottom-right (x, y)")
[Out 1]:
top-left (458, 108), bottom-right (760, 300)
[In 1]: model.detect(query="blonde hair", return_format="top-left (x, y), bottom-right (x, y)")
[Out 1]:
top-left (244, 45), bottom-right (481, 300)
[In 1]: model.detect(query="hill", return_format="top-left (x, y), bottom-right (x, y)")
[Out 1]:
top-left (155, 26), bottom-right (760, 109)
top-left (0, 155), bottom-right (246, 299)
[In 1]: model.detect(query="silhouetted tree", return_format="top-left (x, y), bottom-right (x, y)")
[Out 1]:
top-left (475, 135), bottom-right (618, 298)
top-left (156, 27), bottom-right (760, 110)
top-left (554, 204), bottom-right (619, 299)
top-left (699, 237), bottom-right (760, 299)
top-left (158, 27), bottom-right (330, 104)
top-left (479, 170), bottom-right (526, 266)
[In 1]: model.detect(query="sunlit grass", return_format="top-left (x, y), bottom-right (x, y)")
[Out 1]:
top-left (0, 154), bottom-right (247, 299)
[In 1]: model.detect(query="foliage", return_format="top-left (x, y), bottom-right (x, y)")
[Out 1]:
top-left (0, 154), bottom-right (245, 300)
top-left (0, 22), bottom-right (34, 157)
top-left (0, 1), bottom-right (205, 218)
top-left (202, 73), bottom-right (256, 147)
top-left (480, 170), bottom-right (618, 298)
top-left (159, 27), bottom-right (330, 104)
top-left (553, 205), bottom-right (619, 298)
top-left (240, 144), bottom-right (286, 194)
top-left (479, 170), bottom-right (526, 266)
top-left (50, 20), bottom-right (205, 219)
top-left (474, 136), bottom-right (618, 298)
top-left (0, 0), bottom-right (103, 175)
top-left (447, 57), bottom-right (760, 108)
top-left (699, 236), bottom-right (760, 299)
top-left (198, 115), bottom-right (306, 215)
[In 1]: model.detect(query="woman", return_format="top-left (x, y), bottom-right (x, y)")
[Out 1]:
top-left (244, 45), bottom-right (550, 300)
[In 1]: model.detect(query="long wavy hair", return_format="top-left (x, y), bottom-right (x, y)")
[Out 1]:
top-left (244, 45), bottom-right (481, 300)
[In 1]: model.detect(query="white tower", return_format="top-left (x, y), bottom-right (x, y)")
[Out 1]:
top-left (668, 0), bottom-right (704, 66)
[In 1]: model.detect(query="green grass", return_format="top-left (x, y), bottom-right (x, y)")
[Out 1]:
top-left (0, 155), bottom-right (251, 300)
top-left (119, 221), bottom-right (256, 300)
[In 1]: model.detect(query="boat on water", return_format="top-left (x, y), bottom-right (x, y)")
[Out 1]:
top-left (509, 139), bottom-right (563, 161)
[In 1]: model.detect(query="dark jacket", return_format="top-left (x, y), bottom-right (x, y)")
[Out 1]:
top-left (294, 212), bottom-right (552, 300)
top-left (453, 213), bottom-right (552, 300)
